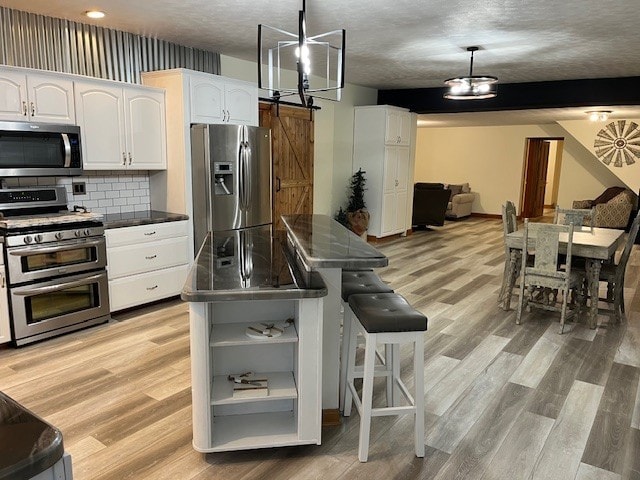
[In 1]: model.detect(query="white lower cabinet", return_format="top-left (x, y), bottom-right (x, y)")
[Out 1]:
top-left (189, 297), bottom-right (323, 452)
top-left (106, 221), bottom-right (189, 312)
top-left (0, 255), bottom-right (10, 345)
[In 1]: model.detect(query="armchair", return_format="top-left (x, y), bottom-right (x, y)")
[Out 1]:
top-left (572, 187), bottom-right (634, 229)
top-left (444, 183), bottom-right (475, 219)
top-left (411, 183), bottom-right (451, 228)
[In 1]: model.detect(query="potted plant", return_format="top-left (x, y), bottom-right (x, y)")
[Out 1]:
top-left (336, 169), bottom-right (370, 238)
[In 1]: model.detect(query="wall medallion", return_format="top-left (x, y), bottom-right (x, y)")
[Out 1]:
top-left (594, 120), bottom-right (640, 167)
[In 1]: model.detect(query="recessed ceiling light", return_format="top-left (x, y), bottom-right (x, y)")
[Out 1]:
top-left (85, 10), bottom-right (105, 19)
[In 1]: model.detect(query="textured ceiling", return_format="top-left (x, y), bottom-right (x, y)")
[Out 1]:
top-left (1, 0), bottom-right (640, 90)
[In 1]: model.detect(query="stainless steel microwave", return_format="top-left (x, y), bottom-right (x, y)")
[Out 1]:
top-left (0, 121), bottom-right (82, 177)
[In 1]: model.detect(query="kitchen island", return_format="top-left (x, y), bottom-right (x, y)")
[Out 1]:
top-left (281, 214), bottom-right (388, 420)
top-left (181, 225), bottom-right (327, 452)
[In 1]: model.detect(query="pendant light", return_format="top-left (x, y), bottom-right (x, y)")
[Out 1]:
top-left (444, 47), bottom-right (498, 100)
top-left (258, 0), bottom-right (346, 108)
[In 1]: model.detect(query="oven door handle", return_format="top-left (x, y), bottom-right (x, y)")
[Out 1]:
top-left (8, 238), bottom-right (105, 256)
top-left (61, 133), bottom-right (72, 168)
top-left (12, 273), bottom-right (104, 296)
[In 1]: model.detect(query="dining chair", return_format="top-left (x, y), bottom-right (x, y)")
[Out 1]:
top-left (498, 200), bottom-right (518, 305)
top-left (598, 210), bottom-right (640, 322)
top-left (554, 206), bottom-right (595, 231)
top-left (516, 220), bottom-right (584, 333)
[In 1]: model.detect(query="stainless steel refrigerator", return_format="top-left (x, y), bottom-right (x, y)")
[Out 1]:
top-left (190, 124), bottom-right (272, 252)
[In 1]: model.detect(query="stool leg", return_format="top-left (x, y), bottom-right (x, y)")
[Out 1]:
top-left (339, 302), bottom-right (352, 412)
top-left (358, 332), bottom-right (377, 462)
top-left (343, 315), bottom-right (359, 417)
top-left (391, 343), bottom-right (401, 407)
top-left (413, 333), bottom-right (425, 458)
top-left (384, 344), bottom-right (393, 406)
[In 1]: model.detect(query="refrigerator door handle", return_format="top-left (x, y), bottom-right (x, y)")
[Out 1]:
top-left (243, 142), bottom-right (252, 210)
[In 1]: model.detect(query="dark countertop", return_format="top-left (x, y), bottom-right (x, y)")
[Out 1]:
top-left (0, 392), bottom-right (64, 480)
top-left (281, 214), bottom-right (388, 270)
top-left (181, 224), bottom-right (327, 302)
top-left (103, 210), bottom-right (188, 229)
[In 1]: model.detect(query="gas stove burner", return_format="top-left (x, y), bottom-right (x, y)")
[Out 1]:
top-left (0, 211), bottom-right (104, 230)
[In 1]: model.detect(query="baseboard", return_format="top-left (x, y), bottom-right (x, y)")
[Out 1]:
top-left (470, 212), bottom-right (502, 219)
top-left (366, 231), bottom-right (410, 243)
top-left (322, 409), bottom-right (342, 427)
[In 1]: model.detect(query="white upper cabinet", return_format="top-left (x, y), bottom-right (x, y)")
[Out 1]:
top-left (76, 80), bottom-right (166, 170)
top-left (384, 109), bottom-right (412, 146)
top-left (189, 73), bottom-right (258, 126)
top-left (190, 75), bottom-right (224, 124)
top-left (124, 87), bottom-right (167, 170)
top-left (0, 69), bottom-right (75, 124)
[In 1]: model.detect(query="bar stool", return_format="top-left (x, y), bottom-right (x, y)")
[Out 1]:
top-left (339, 270), bottom-right (393, 412)
top-left (344, 292), bottom-right (427, 462)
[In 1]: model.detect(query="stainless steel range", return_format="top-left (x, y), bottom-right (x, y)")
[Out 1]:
top-left (0, 186), bottom-right (110, 346)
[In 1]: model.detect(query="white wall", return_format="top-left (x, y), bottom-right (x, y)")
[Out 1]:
top-left (415, 123), bottom-right (622, 215)
top-left (220, 54), bottom-right (377, 217)
top-left (544, 140), bottom-right (558, 205)
top-left (559, 119), bottom-right (640, 193)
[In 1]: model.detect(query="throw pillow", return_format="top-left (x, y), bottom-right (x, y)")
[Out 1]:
top-left (593, 186), bottom-right (626, 205)
top-left (447, 184), bottom-right (463, 200)
top-left (461, 183), bottom-right (471, 193)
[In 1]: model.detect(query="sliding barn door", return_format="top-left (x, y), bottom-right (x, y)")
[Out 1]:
top-left (259, 103), bottom-right (314, 230)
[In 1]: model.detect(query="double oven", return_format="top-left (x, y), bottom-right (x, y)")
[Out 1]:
top-left (1, 187), bottom-right (110, 346)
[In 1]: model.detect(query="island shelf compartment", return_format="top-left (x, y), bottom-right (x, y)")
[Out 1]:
top-left (189, 297), bottom-right (322, 453)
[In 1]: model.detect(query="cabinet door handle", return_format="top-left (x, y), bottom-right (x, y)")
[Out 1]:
top-left (128, 153), bottom-right (132, 165)
top-left (30, 102), bottom-right (35, 116)
top-left (146, 285), bottom-right (158, 291)
top-left (122, 152), bottom-right (127, 165)
top-left (144, 231), bottom-right (156, 236)
top-left (145, 255), bottom-right (157, 260)
top-left (276, 176), bottom-right (281, 192)
top-left (395, 179), bottom-right (399, 187)
top-left (22, 101), bottom-right (27, 116)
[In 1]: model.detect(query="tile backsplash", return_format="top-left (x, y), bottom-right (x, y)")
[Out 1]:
top-left (5, 171), bottom-right (151, 215)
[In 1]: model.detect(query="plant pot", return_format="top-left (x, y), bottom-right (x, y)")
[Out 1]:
top-left (346, 209), bottom-right (370, 237)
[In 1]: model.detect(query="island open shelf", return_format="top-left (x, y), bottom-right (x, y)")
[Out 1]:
top-left (188, 296), bottom-right (323, 453)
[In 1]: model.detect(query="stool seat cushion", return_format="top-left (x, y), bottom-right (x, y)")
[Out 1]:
top-left (341, 271), bottom-right (393, 302)
top-left (348, 293), bottom-right (427, 333)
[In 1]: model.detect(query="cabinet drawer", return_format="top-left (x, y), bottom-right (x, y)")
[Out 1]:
top-left (106, 221), bottom-right (189, 247)
top-left (109, 264), bottom-right (189, 312)
top-left (107, 236), bottom-right (189, 279)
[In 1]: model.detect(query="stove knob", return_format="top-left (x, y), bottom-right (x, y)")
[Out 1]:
top-left (34, 234), bottom-right (43, 243)
top-left (23, 236), bottom-right (32, 244)
top-left (55, 232), bottom-right (64, 240)
top-left (75, 230), bottom-right (83, 237)
top-left (84, 229), bottom-right (92, 236)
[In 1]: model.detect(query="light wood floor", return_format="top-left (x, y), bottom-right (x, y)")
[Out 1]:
top-left (2, 216), bottom-right (640, 479)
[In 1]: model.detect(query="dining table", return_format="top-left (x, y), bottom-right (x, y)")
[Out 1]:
top-left (503, 226), bottom-right (626, 328)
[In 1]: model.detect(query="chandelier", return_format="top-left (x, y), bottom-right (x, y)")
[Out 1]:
top-left (258, 0), bottom-right (345, 108)
top-left (444, 47), bottom-right (498, 100)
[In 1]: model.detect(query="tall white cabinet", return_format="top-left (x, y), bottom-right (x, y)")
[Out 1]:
top-left (141, 69), bottom-right (259, 258)
top-left (352, 105), bottom-right (417, 239)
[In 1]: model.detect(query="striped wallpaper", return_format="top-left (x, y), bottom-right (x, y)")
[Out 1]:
top-left (0, 6), bottom-right (220, 83)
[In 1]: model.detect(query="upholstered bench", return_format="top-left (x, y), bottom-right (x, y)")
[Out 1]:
top-left (343, 292), bottom-right (427, 462)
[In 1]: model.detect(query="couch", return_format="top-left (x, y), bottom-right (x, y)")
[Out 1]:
top-left (572, 187), bottom-right (635, 229)
top-left (411, 183), bottom-right (451, 227)
top-left (444, 183), bottom-right (475, 219)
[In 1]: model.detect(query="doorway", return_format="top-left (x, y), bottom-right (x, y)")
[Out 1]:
top-left (521, 137), bottom-right (564, 218)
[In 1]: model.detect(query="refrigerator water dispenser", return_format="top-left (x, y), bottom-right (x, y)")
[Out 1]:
top-left (214, 162), bottom-right (233, 195)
